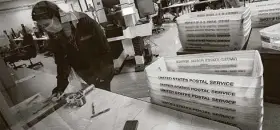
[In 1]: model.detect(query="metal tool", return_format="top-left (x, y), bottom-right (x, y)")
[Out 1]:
top-left (64, 85), bottom-right (94, 107)
top-left (90, 108), bottom-right (110, 118)
top-left (65, 92), bottom-right (86, 107)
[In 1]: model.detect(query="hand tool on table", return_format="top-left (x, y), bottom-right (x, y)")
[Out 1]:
top-left (65, 91), bottom-right (86, 107)
top-left (64, 85), bottom-right (94, 107)
top-left (90, 108), bottom-right (110, 118)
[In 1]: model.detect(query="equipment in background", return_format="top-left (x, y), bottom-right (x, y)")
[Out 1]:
top-left (3, 30), bottom-right (18, 50)
top-left (21, 24), bottom-right (44, 69)
top-left (93, 0), bottom-right (154, 73)
top-left (224, 0), bottom-right (240, 8)
top-left (11, 28), bottom-right (18, 39)
top-left (193, 0), bottom-right (208, 12)
top-left (135, 0), bottom-right (156, 18)
top-left (2, 30), bottom-right (27, 69)
top-left (208, 0), bottom-right (225, 10)
top-left (152, 1), bottom-right (164, 34)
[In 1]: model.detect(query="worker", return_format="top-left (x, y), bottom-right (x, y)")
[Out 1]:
top-left (31, 1), bottom-right (114, 100)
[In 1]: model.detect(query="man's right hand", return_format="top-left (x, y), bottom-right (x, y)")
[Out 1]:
top-left (51, 87), bottom-right (64, 102)
top-left (51, 92), bottom-right (64, 102)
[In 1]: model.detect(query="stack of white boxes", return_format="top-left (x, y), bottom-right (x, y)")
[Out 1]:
top-left (260, 23), bottom-right (280, 51)
top-left (248, 0), bottom-right (280, 28)
top-left (145, 50), bottom-right (263, 130)
top-left (177, 7), bottom-right (251, 51)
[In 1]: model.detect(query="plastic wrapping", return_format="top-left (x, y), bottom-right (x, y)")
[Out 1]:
top-left (165, 51), bottom-right (255, 76)
top-left (145, 50), bottom-right (263, 130)
top-left (248, 0), bottom-right (280, 28)
top-left (149, 86), bottom-right (262, 107)
top-left (177, 7), bottom-right (251, 51)
top-left (146, 51), bottom-right (263, 88)
top-left (150, 93), bottom-right (263, 130)
top-left (260, 23), bottom-right (280, 51)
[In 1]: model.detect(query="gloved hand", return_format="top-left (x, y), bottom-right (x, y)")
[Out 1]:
top-left (51, 87), bottom-right (64, 102)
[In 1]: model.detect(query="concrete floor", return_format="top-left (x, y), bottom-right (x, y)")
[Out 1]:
top-left (12, 23), bottom-right (280, 130)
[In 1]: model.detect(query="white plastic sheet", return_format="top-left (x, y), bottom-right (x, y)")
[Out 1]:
top-left (165, 50), bottom-right (255, 76)
top-left (177, 7), bottom-right (251, 51)
top-left (150, 93), bottom-right (263, 130)
top-left (260, 23), bottom-right (280, 51)
top-left (145, 50), bottom-right (264, 130)
top-left (248, 0), bottom-right (280, 28)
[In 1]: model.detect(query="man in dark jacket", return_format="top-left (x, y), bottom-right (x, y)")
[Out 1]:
top-left (31, 1), bottom-right (114, 99)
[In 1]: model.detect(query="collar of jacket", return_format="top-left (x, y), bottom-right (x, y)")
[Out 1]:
top-left (60, 12), bottom-right (81, 28)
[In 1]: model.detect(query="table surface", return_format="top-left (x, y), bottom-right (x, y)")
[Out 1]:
top-left (6, 68), bottom-right (82, 106)
top-left (29, 88), bottom-right (239, 130)
top-left (7, 68), bottom-right (239, 130)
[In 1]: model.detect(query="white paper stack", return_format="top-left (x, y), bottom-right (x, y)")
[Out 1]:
top-left (248, 0), bottom-right (280, 28)
top-left (260, 23), bottom-right (280, 51)
top-left (145, 50), bottom-right (263, 130)
top-left (177, 7), bottom-right (251, 51)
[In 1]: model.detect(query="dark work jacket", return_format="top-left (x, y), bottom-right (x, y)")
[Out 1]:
top-left (49, 12), bottom-right (113, 93)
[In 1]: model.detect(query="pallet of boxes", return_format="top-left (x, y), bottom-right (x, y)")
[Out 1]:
top-left (260, 23), bottom-right (280, 51)
top-left (177, 7), bottom-right (251, 51)
top-left (248, 0), bottom-right (280, 28)
top-left (145, 50), bottom-right (263, 130)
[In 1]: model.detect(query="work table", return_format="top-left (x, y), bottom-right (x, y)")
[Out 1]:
top-left (3, 67), bottom-right (239, 130)
top-left (11, 88), bottom-right (239, 130)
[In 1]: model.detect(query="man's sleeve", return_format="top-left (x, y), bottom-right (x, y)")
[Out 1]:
top-left (91, 19), bottom-right (113, 65)
top-left (82, 15), bottom-right (113, 80)
top-left (80, 14), bottom-right (113, 65)
top-left (49, 40), bottom-right (71, 93)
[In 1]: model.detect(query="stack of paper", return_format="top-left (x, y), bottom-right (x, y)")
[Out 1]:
top-left (145, 50), bottom-right (263, 130)
top-left (176, 7), bottom-right (251, 51)
top-left (248, 0), bottom-right (280, 28)
top-left (260, 23), bottom-right (280, 51)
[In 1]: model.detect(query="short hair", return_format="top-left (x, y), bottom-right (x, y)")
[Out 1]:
top-left (32, 1), bottom-right (61, 22)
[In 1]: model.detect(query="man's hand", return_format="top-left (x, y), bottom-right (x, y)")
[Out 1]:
top-left (51, 92), bottom-right (64, 102)
top-left (51, 87), bottom-right (64, 102)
